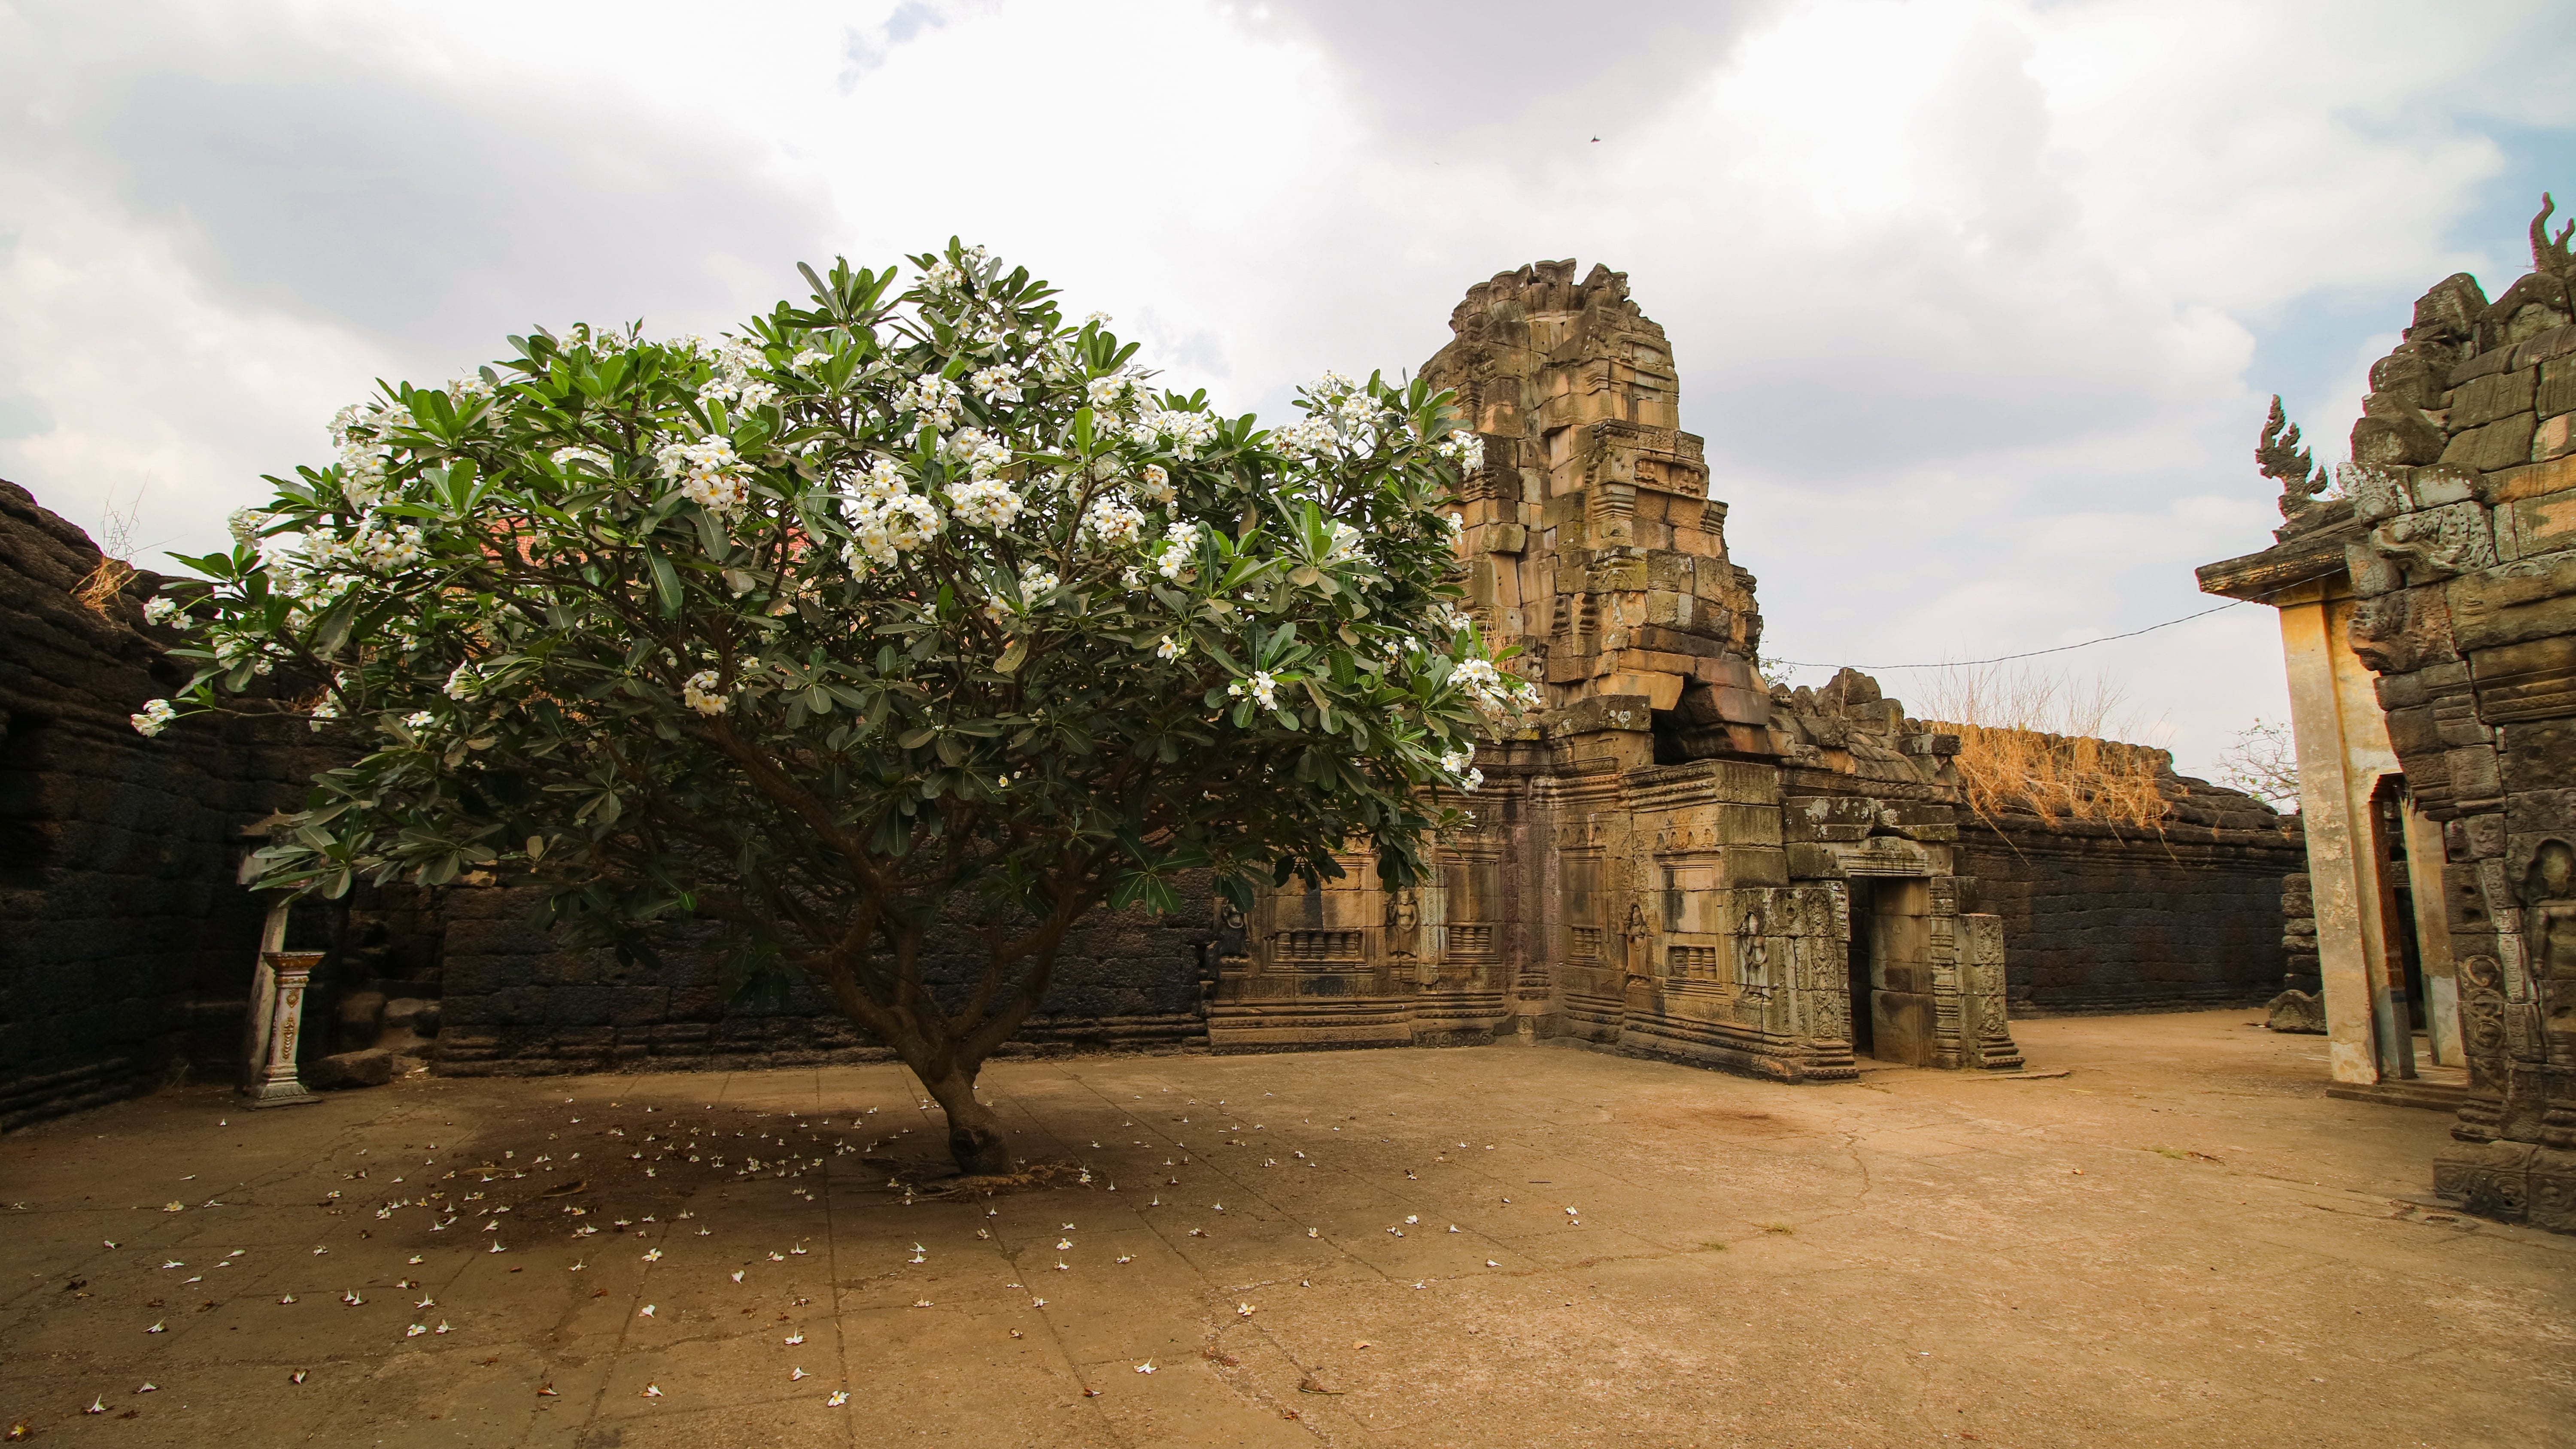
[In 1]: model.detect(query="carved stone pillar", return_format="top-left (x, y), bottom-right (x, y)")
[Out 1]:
top-left (1958, 913), bottom-right (2025, 1071)
top-left (245, 949), bottom-right (325, 1108)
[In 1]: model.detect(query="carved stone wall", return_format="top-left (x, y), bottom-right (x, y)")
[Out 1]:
top-left (0, 481), bottom-right (338, 1129)
top-left (1959, 782), bottom-right (2303, 1015)
top-left (432, 882), bottom-right (1216, 1076)
top-left (2326, 202), bottom-right (2576, 1228)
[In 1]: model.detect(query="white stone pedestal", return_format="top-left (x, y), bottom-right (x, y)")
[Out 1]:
top-left (245, 948), bottom-right (325, 1109)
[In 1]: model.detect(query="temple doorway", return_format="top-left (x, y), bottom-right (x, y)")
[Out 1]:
top-left (1846, 877), bottom-right (1935, 1065)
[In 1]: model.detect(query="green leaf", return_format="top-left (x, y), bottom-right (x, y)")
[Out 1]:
top-left (647, 552), bottom-right (683, 616)
top-left (312, 600), bottom-right (358, 660)
top-left (694, 509), bottom-right (731, 559)
top-left (995, 638), bottom-right (1028, 673)
top-left (1110, 872), bottom-right (1183, 915)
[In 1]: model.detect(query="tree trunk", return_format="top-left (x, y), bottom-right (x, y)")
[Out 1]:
top-left (921, 1065), bottom-right (1012, 1176)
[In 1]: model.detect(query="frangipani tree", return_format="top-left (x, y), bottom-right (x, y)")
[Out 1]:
top-left (143, 244), bottom-right (1531, 1173)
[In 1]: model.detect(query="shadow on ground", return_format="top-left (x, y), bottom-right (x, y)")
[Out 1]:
top-left (3, 1010), bottom-right (2570, 1448)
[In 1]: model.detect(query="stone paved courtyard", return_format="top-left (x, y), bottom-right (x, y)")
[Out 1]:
top-left (3, 1010), bottom-right (2571, 1448)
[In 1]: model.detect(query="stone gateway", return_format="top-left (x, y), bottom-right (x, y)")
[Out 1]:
top-left (2200, 196), bottom-right (2576, 1231)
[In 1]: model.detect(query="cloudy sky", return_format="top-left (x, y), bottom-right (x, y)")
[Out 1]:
top-left (3, 0), bottom-right (2570, 777)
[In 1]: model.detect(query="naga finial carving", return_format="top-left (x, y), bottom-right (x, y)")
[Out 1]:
top-left (2533, 192), bottom-right (2574, 280)
top-left (2258, 395), bottom-right (2327, 518)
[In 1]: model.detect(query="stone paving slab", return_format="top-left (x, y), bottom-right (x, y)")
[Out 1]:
top-left (2, 1010), bottom-right (2571, 1447)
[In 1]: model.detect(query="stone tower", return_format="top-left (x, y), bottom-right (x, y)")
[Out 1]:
top-left (1205, 262), bottom-right (2021, 1081)
top-left (1423, 261), bottom-right (1775, 755)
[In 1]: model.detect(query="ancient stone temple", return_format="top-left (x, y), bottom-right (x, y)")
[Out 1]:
top-left (6, 260), bottom-right (2318, 1124)
top-left (2199, 198), bottom-right (2576, 1230)
top-left (1209, 262), bottom-right (2023, 1079)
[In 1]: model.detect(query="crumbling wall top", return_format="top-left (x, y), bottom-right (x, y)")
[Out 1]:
top-left (1446, 259), bottom-right (1649, 339)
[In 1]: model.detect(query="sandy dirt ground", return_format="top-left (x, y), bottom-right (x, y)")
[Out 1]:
top-left (2, 1009), bottom-right (2570, 1448)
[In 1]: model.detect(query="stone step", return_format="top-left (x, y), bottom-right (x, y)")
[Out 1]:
top-left (2324, 1078), bottom-right (2474, 1113)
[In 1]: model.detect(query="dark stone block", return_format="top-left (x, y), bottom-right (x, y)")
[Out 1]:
top-left (2385, 704), bottom-right (2443, 758)
top-left (2506, 788), bottom-right (2576, 837)
top-left (2354, 409), bottom-right (2448, 466)
top-left (2502, 720), bottom-right (2576, 794)
top-left (310, 1048), bottom-right (396, 1089)
top-left (2266, 990), bottom-right (2327, 1034)
top-left (1633, 624), bottom-right (1728, 658)
top-left (2377, 670), bottom-right (2431, 711)
top-left (2445, 864), bottom-right (2499, 932)
top-left (2451, 812), bottom-right (2508, 861)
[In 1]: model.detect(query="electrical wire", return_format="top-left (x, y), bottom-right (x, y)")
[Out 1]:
top-left (1767, 600), bottom-right (2251, 672)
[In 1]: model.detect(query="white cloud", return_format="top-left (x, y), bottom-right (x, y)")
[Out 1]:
top-left (0, 0), bottom-right (2569, 781)
top-left (0, 172), bottom-right (398, 566)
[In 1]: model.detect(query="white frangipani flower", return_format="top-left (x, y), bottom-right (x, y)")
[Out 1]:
top-left (681, 670), bottom-right (729, 716)
top-left (1152, 521), bottom-right (1199, 581)
top-left (1082, 493), bottom-right (1146, 549)
top-left (967, 363), bottom-right (1024, 404)
top-left (841, 494), bottom-right (943, 570)
top-left (1437, 428), bottom-right (1483, 473)
top-left (654, 437), bottom-right (750, 516)
top-left (1449, 657), bottom-right (1537, 717)
top-left (897, 371), bottom-right (963, 431)
top-left (944, 478), bottom-right (1022, 530)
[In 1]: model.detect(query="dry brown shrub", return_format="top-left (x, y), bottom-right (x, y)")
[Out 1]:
top-left (71, 555), bottom-right (137, 616)
top-left (70, 490), bottom-right (145, 618)
top-left (1916, 667), bottom-right (2170, 832)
